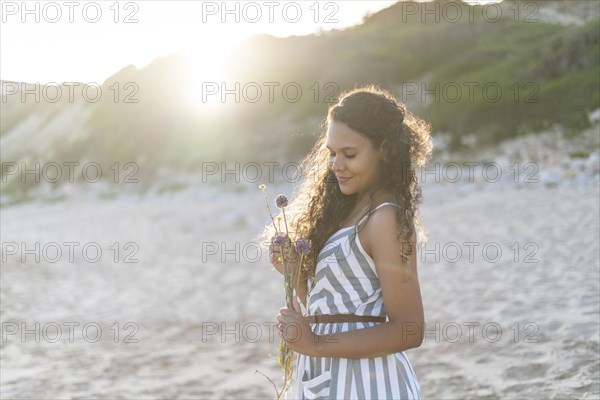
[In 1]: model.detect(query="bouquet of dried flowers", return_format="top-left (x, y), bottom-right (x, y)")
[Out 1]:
top-left (258, 184), bottom-right (312, 399)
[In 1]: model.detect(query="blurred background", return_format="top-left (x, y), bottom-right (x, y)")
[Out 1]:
top-left (1, 0), bottom-right (599, 398)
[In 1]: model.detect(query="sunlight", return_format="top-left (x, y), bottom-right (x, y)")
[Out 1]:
top-left (183, 44), bottom-right (232, 116)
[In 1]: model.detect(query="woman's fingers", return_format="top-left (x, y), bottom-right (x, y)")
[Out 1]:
top-left (269, 243), bottom-right (281, 260)
top-left (271, 250), bottom-right (281, 261)
top-left (276, 313), bottom-right (291, 326)
top-left (292, 295), bottom-right (301, 313)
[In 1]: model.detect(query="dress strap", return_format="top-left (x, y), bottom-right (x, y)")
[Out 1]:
top-left (356, 202), bottom-right (401, 229)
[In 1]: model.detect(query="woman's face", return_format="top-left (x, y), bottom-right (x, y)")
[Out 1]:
top-left (325, 120), bottom-right (382, 197)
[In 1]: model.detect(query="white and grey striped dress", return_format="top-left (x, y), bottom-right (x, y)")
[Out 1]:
top-left (293, 202), bottom-right (421, 400)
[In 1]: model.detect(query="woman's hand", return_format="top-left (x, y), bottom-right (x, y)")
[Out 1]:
top-left (276, 296), bottom-right (319, 356)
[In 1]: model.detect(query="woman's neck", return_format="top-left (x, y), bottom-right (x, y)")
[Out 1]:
top-left (355, 188), bottom-right (395, 210)
top-left (339, 189), bottom-right (395, 228)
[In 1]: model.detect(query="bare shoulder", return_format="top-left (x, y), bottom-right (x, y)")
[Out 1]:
top-left (361, 205), bottom-right (420, 287)
top-left (359, 204), bottom-right (403, 257)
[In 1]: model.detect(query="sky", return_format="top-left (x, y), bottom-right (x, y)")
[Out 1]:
top-left (1, 1), bottom-right (398, 84)
top-left (1, 0), bottom-right (500, 84)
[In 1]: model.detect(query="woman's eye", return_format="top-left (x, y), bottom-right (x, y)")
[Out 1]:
top-left (328, 152), bottom-right (355, 159)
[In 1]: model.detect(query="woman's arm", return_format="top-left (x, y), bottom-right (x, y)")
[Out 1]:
top-left (315, 207), bottom-right (424, 358)
top-left (277, 208), bottom-right (424, 357)
top-left (311, 286), bottom-right (423, 358)
top-left (311, 207), bottom-right (425, 358)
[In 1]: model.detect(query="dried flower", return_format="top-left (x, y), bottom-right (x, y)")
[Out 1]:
top-left (257, 187), bottom-right (304, 399)
top-left (275, 194), bottom-right (288, 208)
top-left (273, 233), bottom-right (290, 248)
top-left (294, 238), bottom-right (312, 256)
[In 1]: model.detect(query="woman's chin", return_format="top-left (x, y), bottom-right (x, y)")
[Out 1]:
top-left (339, 185), bottom-right (354, 195)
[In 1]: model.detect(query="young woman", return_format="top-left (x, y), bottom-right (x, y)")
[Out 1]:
top-left (267, 85), bottom-right (432, 399)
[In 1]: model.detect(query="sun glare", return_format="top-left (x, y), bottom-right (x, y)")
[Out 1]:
top-left (183, 46), bottom-right (231, 116)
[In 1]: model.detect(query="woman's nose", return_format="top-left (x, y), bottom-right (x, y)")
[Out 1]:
top-left (329, 157), bottom-right (344, 171)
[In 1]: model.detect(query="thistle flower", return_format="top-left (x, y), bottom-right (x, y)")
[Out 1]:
top-left (275, 196), bottom-right (290, 238)
top-left (273, 233), bottom-right (290, 248)
top-left (275, 194), bottom-right (289, 208)
top-left (294, 238), bottom-right (312, 256)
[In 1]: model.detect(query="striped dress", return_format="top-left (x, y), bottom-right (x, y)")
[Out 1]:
top-left (293, 202), bottom-right (421, 400)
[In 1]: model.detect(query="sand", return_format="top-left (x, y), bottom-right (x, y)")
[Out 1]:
top-left (1, 124), bottom-right (599, 398)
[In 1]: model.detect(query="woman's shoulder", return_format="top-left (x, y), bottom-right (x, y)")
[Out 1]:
top-left (365, 203), bottom-right (401, 229)
top-left (357, 196), bottom-right (401, 223)
top-left (358, 201), bottom-right (404, 257)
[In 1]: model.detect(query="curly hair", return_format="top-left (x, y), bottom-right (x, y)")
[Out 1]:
top-left (261, 84), bottom-right (432, 286)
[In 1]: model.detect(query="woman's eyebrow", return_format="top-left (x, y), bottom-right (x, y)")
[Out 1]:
top-left (326, 145), bottom-right (357, 151)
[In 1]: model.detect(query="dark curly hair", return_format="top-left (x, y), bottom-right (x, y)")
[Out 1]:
top-left (261, 84), bottom-right (432, 287)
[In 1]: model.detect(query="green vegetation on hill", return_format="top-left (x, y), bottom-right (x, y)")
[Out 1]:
top-left (225, 1), bottom-right (599, 153)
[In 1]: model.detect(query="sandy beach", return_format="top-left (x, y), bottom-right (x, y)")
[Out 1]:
top-left (2, 0), bottom-right (599, 396)
top-left (1, 128), bottom-right (599, 399)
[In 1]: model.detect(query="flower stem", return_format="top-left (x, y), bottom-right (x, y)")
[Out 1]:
top-left (260, 185), bottom-right (279, 234)
top-left (281, 207), bottom-right (290, 238)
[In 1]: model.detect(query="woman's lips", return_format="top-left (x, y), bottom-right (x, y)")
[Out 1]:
top-left (336, 176), bottom-right (351, 183)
